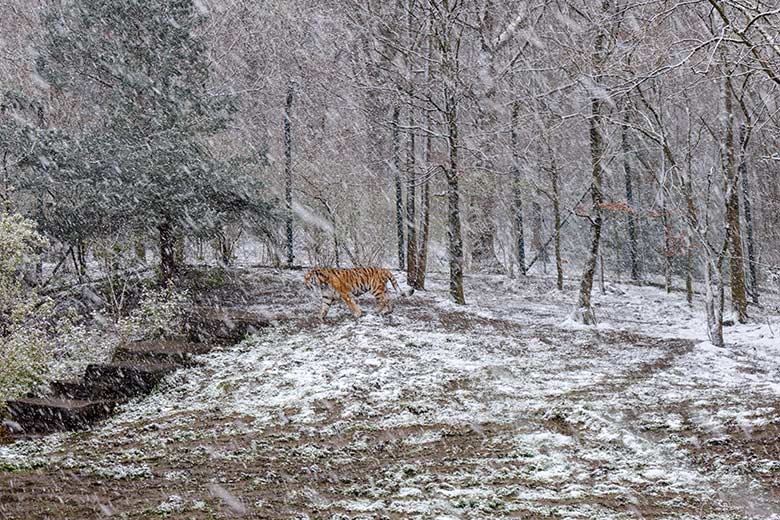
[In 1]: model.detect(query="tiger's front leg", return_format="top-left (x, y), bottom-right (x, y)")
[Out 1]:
top-left (319, 295), bottom-right (334, 319)
top-left (318, 286), bottom-right (338, 320)
top-left (339, 292), bottom-right (363, 318)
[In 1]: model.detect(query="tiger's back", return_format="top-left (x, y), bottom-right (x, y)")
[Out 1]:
top-left (303, 266), bottom-right (411, 318)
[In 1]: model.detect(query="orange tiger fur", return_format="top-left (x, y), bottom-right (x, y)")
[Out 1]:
top-left (303, 267), bottom-right (413, 319)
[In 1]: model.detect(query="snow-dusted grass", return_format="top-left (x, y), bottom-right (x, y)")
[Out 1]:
top-left (1, 268), bottom-right (779, 519)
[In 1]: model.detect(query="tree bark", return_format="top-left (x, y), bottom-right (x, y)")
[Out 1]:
top-left (392, 105), bottom-right (405, 270)
top-left (446, 87), bottom-right (465, 304)
top-left (705, 255), bottom-right (725, 348)
top-left (416, 111), bottom-right (432, 290)
top-left (406, 111), bottom-right (418, 286)
top-left (722, 75), bottom-right (748, 323)
top-left (415, 11), bottom-right (433, 291)
top-left (159, 219), bottom-right (176, 285)
top-left (621, 113), bottom-right (639, 282)
top-left (738, 123), bottom-right (758, 304)
top-left (532, 201), bottom-right (546, 272)
top-left (575, 9), bottom-right (607, 324)
top-left (284, 82), bottom-right (295, 266)
top-left (405, 0), bottom-right (417, 286)
top-left (678, 103), bottom-right (693, 305)
top-left (685, 145), bottom-right (696, 306)
top-left (549, 147), bottom-right (563, 290)
top-left (511, 100), bottom-right (526, 276)
top-left (661, 173), bottom-right (672, 293)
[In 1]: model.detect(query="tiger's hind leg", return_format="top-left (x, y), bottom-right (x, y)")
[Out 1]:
top-left (373, 289), bottom-right (393, 315)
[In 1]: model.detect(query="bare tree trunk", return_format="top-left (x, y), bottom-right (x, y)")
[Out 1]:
top-left (550, 149), bottom-right (563, 290)
top-left (70, 247), bottom-right (82, 282)
top-left (575, 0), bottom-right (608, 324)
top-left (738, 123), bottom-right (758, 304)
top-left (159, 219), bottom-right (176, 285)
top-left (705, 255), bottom-right (725, 348)
top-left (392, 105), bottom-right (405, 270)
top-left (511, 100), bottom-right (526, 275)
top-left (700, 166), bottom-right (724, 346)
top-left (416, 112), bottom-right (432, 290)
top-left (684, 107), bottom-right (695, 306)
top-left (446, 88), bottom-right (465, 304)
top-left (406, 111), bottom-right (418, 286)
top-left (622, 113), bottom-right (639, 282)
top-left (685, 164), bottom-right (696, 306)
top-left (415, 14), bottom-right (433, 291)
top-left (576, 98), bottom-right (605, 323)
top-left (404, 0), bottom-right (418, 286)
top-left (76, 239), bottom-right (88, 279)
top-left (284, 82), bottom-right (295, 266)
top-left (174, 233), bottom-right (185, 268)
top-left (661, 175), bottom-right (672, 293)
top-left (532, 201), bottom-right (546, 272)
top-left (722, 75), bottom-right (748, 323)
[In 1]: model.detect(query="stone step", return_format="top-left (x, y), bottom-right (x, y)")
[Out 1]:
top-left (3, 306), bottom-right (260, 436)
top-left (113, 339), bottom-right (211, 365)
top-left (5, 397), bottom-right (117, 434)
top-left (84, 362), bottom-right (179, 399)
top-left (48, 379), bottom-right (129, 401)
top-left (186, 306), bottom-right (270, 343)
top-left (49, 379), bottom-right (96, 400)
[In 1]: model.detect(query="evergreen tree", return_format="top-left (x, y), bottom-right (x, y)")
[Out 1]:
top-left (35, 0), bottom-right (273, 282)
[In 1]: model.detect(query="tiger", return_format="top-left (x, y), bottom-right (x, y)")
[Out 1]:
top-left (303, 267), bottom-right (414, 319)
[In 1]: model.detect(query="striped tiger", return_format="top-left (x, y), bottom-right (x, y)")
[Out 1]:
top-left (303, 267), bottom-right (414, 319)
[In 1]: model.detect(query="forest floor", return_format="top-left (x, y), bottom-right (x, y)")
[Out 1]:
top-left (1, 267), bottom-right (780, 519)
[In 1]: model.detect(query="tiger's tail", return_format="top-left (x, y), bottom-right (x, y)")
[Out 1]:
top-left (388, 272), bottom-right (414, 297)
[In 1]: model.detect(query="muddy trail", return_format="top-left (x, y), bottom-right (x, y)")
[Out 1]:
top-left (1, 269), bottom-right (779, 519)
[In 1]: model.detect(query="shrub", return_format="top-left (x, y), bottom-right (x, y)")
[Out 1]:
top-left (119, 283), bottom-right (190, 342)
top-left (0, 213), bottom-right (52, 404)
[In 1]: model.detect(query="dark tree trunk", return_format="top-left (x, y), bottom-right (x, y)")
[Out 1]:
top-left (415, 91), bottom-right (432, 291)
top-left (575, 0), bottom-right (608, 324)
top-left (415, 13), bottom-right (433, 291)
top-left (532, 201), bottom-right (546, 272)
top-left (662, 181), bottom-right (672, 293)
top-left (738, 124), bottom-right (758, 304)
top-left (76, 240), bottom-right (88, 278)
top-left (576, 97), bottom-right (605, 324)
top-left (510, 100), bottom-right (526, 276)
top-left (159, 220), bottom-right (176, 285)
top-left (549, 148), bottom-right (563, 290)
top-left (622, 114), bottom-right (639, 282)
top-left (284, 82), bottom-right (295, 266)
top-left (392, 106), bottom-right (405, 270)
top-left (406, 112), bottom-right (418, 287)
top-left (174, 233), bottom-right (185, 267)
top-left (445, 88), bottom-right (465, 304)
top-left (722, 75), bottom-right (748, 323)
top-left (404, 0), bottom-right (417, 285)
top-left (685, 148), bottom-right (696, 306)
top-left (416, 169), bottom-right (430, 290)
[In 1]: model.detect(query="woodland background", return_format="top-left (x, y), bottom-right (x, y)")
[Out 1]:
top-left (1, 0), bottom-right (780, 343)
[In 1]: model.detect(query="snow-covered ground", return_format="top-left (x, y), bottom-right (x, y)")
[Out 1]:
top-left (1, 267), bottom-right (779, 519)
